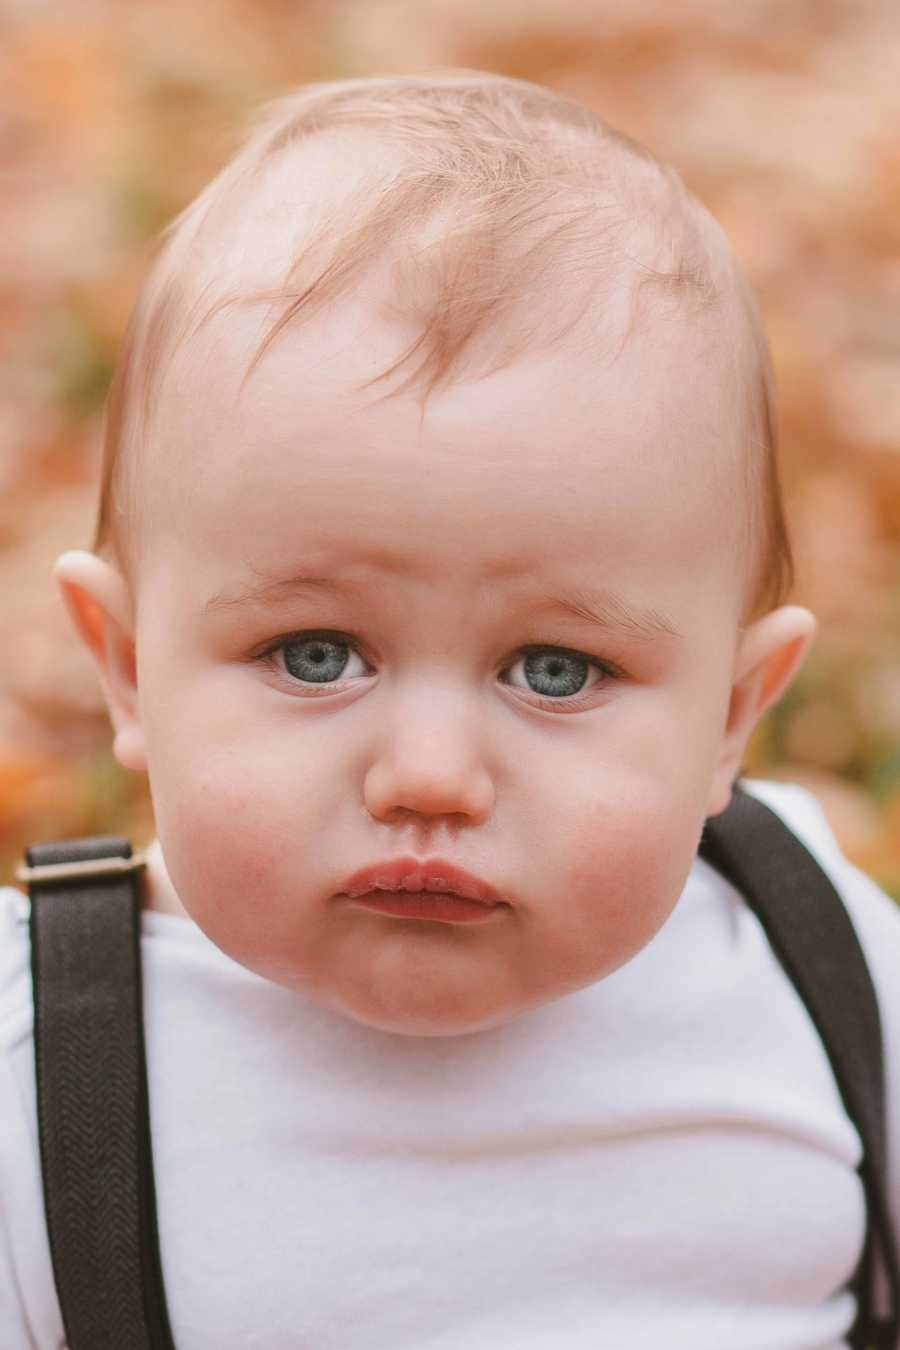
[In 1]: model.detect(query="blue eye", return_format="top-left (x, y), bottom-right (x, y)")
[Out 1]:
top-left (257, 631), bottom-right (619, 706)
top-left (507, 647), bottom-right (594, 699)
top-left (278, 634), bottom-right (367, 684)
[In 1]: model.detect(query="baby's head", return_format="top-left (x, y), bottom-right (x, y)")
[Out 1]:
top-left (56, 71), bottom-right (815, 1036)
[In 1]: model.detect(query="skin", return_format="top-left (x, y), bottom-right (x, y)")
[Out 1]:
top-left (54, 254), bottom-right (816, 1038)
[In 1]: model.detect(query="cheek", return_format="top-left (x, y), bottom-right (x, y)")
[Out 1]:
top-left (145, 732), bottom-right (323, 952)
top-left (155, 770), bottom-right (278, 906)
top-left (560, 776), bottom-right (704, 973)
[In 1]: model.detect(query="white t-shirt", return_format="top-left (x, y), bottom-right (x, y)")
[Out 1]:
top-left (1, 779), bottom-right (898, 1350)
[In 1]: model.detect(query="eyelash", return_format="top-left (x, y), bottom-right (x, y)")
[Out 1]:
top-left (251, 629), bottom-right (624, 712)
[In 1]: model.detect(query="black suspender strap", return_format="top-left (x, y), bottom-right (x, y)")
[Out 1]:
top-left (699, 782), bottom-right (899, 1350)
top-left (22, 835), bottom-right (176, 1350)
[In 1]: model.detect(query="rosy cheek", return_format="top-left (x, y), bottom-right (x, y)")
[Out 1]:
top-left (152, 762), bottom-right (266, 902)
top-left (565, 795), bottom-right (687, 939)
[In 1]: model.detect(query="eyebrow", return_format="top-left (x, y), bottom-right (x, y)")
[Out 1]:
top-left (529, 587), bottom-right (681, 644)
top-left (206, 570), bottom-right (682, 644)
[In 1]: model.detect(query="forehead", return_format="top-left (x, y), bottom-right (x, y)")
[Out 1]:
top-left (136, 121), bottom-right (747, 600)
top-left (141, 275), bottom-right (744, 634)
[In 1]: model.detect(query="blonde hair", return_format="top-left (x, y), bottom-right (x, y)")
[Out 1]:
top-left (95, 70), bottom-right (794, 622)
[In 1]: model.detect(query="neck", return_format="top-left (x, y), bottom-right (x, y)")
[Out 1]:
top-left (140, 838), bottom-right (191, 919)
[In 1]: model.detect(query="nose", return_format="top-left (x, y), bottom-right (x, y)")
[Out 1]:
top-left (363, 683), bottom-right (496, 825)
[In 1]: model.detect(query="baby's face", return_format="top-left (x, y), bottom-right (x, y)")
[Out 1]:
top-left (130, 281), bottom-right (749, 1036)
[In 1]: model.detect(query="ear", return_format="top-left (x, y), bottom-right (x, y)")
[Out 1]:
top-left (705, 604), bottom-right (817, 816)
top-left (53, 549), bottom-right (148, 773)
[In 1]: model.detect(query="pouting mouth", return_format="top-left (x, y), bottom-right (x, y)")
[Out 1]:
top-left (345, 877), bottom-right (494, 904)
top-left (339, 858), bottom-right (505, 906)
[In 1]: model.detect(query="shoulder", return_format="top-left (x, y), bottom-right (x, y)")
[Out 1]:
top-left (739, 777), bottom-right (900, 1267)
top-left (738, 776), bottom-right (859, 872)
top-left (0, 885), bottom-right (66, 1347)
top-left (707, 777), bottom-right (900, 1060)
top-left (737, 777), bottom-right (900, 1004)
top-left (0, 884), bottom-right (31, 1041)
top-left (737, 777), bottom-right (900, 954)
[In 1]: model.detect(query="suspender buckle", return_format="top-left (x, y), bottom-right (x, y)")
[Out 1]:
top-left (15, 851), bottom-right (148, 886)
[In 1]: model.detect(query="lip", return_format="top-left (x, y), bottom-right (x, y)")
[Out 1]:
top-left (337, 857), bottom-right (506, 907)
top-left (346, 893), bottom-right (502, 924)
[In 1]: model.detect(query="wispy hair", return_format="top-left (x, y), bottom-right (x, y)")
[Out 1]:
top-left (94, 70), bottom-right (793, 620)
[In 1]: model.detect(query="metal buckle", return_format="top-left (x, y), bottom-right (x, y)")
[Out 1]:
top-left (15, 851), bottom-right (148, 886)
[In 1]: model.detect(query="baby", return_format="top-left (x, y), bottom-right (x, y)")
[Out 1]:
top-left (3, 70), bottom-right (899, 1349)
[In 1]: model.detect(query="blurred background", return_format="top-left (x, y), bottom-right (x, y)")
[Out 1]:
top-left (1, 0), bottom-right (898, 897)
